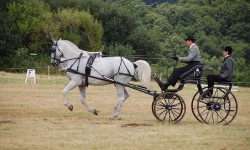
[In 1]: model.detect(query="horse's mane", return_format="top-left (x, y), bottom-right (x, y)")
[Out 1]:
top-left (62, 40), bottom-right (80, 51)
top-left (59, 40), bottom-right (89, 56)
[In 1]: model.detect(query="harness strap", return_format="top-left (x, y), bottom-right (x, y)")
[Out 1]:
top-left (121, 57), bottom-right (131, 75)
top-left (77, 53), bottom-right (83, 71)
top-left (67, 68), bottom-right (117, 84)
top-left (114, 57), bottom-right (132, 77)
top-left (85, 54), bottom-right (97, 87)
top-left (69, 53), bottom-right (83, 70)
top-left (118, 73), bottom-right (134, 77)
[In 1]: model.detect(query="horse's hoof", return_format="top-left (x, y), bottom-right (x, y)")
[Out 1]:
top-left (109, 116), bottom-right (121, 120)
top-left (93, 109), bottom-right (99, 115)
top-left (68, 105), bottom-right (73, 111)
top-left (110, 113), bottom-right (118, 119)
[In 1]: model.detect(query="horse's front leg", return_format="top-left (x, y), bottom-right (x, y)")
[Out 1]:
top-left (62, 80), bottom-right (80, 111)
top-left (79, 85), bottom-right (99, 115)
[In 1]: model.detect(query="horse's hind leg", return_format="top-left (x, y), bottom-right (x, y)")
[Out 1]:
top-left (79, 86), bottom-right (99, 115)
top-left (111, 84), bottom-right (129, 118)
top-left (62, 80), bottom-right (80, 111)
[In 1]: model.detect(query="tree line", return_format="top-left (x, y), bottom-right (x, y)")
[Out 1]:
top-left (0, 0), bottom-right (249, 86)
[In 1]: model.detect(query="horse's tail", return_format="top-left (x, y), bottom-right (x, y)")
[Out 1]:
top-left (133, 60), bottom-right (154, 91)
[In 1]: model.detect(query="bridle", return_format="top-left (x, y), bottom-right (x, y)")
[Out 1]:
top-left (49, 42), bottom-right (84, 68)
top-left (50, 42), bottom-right (63, 67)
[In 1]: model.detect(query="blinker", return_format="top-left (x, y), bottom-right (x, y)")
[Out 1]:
top-left (49, 47), bottom-right (56, 52)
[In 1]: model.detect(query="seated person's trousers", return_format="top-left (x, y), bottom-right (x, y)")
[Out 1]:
top-left (167, 61), bottom-right (200, 86)
top-left (207, 74), bottom-right (229, 95)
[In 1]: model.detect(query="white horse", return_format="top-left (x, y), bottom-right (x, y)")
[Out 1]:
top-left (50, 39), bottom-right (153, 118)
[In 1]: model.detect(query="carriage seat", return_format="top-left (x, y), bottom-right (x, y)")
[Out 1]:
top-left (180, 65), bottom-right (203, 82)
top-left (215, 81), bottom-right (233, 91)
top-left (153, 64), bottom-right (203, 92)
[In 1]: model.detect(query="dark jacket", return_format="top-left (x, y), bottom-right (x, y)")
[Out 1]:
top-left (220, 56), bottom-right (234, 81)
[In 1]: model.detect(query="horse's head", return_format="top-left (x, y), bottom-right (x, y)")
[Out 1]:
top-left (49, 38), bottom-right (89, 67)
top-left (50, 39), bottom-right (63, 67)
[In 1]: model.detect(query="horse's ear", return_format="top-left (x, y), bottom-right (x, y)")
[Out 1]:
top-left (51, 37), bottom-right (56, 44)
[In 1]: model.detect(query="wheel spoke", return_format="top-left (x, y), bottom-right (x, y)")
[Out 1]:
top-left (167, 96), bottom-right (171, 105)
top-left (211, 110), bottom-right (214, 123)
top-left (172, 102), bottom-right (181, 107)
top-left (170, 110), bottom-right (177, 119)
top-left (220, 108), bottom-right (232, 113)
top-left (155, 107), bottom-right (165, 111)
top-left (204, 110), bottom-right (210, 122)
top-left (169, 98), bottom-right (176, 105)
top-left (164, 97), bottom-right (169, 105)
top-left (200, 97), bottom-right (210, 103)
top-left (199, 100), bottom-right (209, 104)
top-left (200, 109), bottom-right (209, 117)
top-left (171, 109), bottom-right (181, 118)
top-left (156, 100), bottom-right (165, 106)
top-left (198, 105), bottom-right (207, 109)
top-left (217, 110), bottom-right (225, 120)
top-left (216, 111), bottom-right (219, 123)
top-left (157, 109), bottom-right (166, 118)
top-left (168, 110), bottom-right (172, 122)
top-left (207, 110), bottom-right (213, 123)
top-left (214, 88), bottom-right (219, 98)
top-left (227, 112), bottom-right (236, 117)
top-left (163, 110), bottom-right (168, 121)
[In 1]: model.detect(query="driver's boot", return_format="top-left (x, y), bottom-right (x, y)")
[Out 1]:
top-left (154, 77), bottom-right (170, 91)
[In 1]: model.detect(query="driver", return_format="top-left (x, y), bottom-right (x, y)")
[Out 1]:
top-left (157, 35), bottom-right (201, 91)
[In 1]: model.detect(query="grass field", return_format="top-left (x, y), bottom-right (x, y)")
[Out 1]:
top-left (0, 71), bottom-right (250, 150)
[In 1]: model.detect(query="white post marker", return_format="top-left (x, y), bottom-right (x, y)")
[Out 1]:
top-left (48, 65), bottom-right (50, 80)
top-left (25, 69), bottom-right (36, 84)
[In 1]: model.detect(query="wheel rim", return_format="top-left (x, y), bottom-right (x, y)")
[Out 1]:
top-left (191, 87), bottom-right (208, 123)
top-left (197, 87), bottom-right (238, 125)
top-left (152, 92), bottom-right (186, 123)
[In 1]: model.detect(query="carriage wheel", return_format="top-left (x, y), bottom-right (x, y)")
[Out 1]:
top-left (191, 87), bottom-right (208, 123)
top-left (152, 92), bottom-right (186, 123)
top-left (197, 87), bottom-right (238, 125)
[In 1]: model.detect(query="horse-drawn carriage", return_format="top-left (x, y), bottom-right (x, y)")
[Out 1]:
top-left (152, 65), bottom-right (238, 125)
top-left (50, 39), bottom-right (238, 125)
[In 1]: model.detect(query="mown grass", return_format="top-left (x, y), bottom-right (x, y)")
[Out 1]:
top-left (0, 71), bottom-right (250, 150)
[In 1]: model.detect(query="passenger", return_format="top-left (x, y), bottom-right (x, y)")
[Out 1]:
top-left (157, 35), bottom-right (201, 91)
top-left (206, 46), bottom-right (234, 95)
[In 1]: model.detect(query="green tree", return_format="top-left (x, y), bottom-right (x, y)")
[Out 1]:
top-left (126, 26), bottom-right (161, 61)
top-left (104, 43), bottom-right (135, 57)
top-left (6, 0), bottom-right (54, 69)
top-left (55, 9), bottom-right (103, 51)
